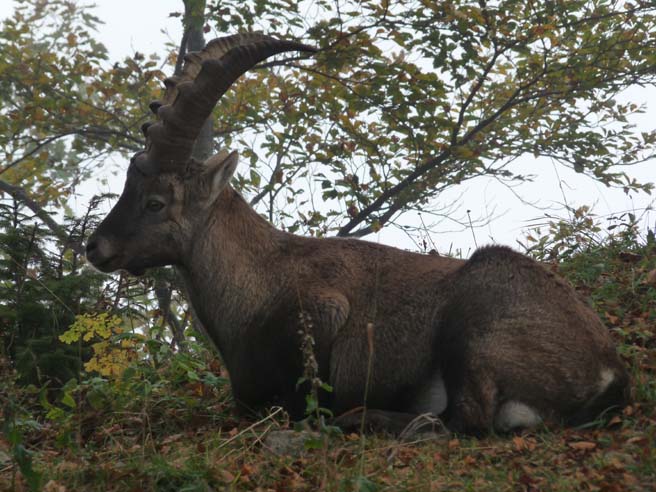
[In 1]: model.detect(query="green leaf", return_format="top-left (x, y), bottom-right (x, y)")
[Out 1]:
top-left (61, 391), bottom-right (76, 409)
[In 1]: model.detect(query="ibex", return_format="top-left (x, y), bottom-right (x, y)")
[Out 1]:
top-left (86, 34), bottom-right (629, 435)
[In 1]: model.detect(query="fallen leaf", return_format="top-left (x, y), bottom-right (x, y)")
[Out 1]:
top-left (607, 457), bottom-right (626, 471)
top-left (519, 473), bottom-right (537, 486)
top-left (568, 441), bottom-right (597, 451)
top-left (162, 433), bottom-right (184, 444)
top-left (622, 472), bottom-right (639, 485)
top-left (463, 454), bottom-right (476, 465)
top-left (513, 435), bottom-right (527, 451)
top-left (44, 480), bottom-right (66, 492)
top-left (448, 438), bottom-right (460, 449)
top-left (473, 478), bottom-right (490, 489)
top-left (219, 469), bottom-right (235, 483)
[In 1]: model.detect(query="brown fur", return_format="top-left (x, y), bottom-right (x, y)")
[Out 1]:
top-left (86, 155), bottom-right (630, 434)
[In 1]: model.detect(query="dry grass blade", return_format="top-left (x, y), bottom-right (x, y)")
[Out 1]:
top-left (216, 406), bottom-right (284, 451)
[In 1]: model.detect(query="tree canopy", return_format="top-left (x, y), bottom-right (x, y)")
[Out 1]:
top-left (1, 0), bottom-right (654, 242)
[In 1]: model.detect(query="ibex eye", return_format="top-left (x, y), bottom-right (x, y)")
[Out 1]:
top-left (146, 200), bottom-right (165, 212)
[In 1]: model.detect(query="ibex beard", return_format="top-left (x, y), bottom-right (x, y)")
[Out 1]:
top-left (86, 34), bottom-right (630, 435)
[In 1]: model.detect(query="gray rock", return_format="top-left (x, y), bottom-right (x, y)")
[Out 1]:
top-left (263, 429), bottom-right (320, 456)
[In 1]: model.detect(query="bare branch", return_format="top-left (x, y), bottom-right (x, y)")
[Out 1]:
top-left (1, 132), bottom-right (74, 175)
top-left (0, 179), bottom-right (84, 255)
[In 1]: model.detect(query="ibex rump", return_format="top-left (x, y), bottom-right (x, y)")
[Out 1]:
top-left (86, 34), bottom-right (629, 435)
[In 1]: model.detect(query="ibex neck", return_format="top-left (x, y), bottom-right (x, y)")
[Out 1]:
top-left (203, 186), bottom-right (282, 258)
top-left (178, 187), bottom-right (287, 351)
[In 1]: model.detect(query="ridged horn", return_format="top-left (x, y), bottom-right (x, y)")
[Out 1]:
top-left (133, 33), bottom-right (316, 174)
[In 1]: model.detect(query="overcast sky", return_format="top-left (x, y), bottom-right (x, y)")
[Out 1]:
top-left (2, 0), bottom-right (654, 254)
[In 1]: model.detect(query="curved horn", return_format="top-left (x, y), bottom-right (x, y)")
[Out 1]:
top-left (133, 33), bottom-right (316, 173)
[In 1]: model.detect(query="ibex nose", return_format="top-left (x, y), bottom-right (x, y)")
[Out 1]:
top-left (85, 236), bottom-right (102, 264)
top-left (85, 235), bottom-right (115, 269)
top-left (85, 239), bottom-right (98, 255)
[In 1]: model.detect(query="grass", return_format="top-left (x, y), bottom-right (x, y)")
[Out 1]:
top-left (1, 234), bottom-right (655, 491)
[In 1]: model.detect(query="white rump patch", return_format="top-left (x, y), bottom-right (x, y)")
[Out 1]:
top-left (598, 368), bottom-right (615, 395)
top-left (412, 370), bottom-right (448, 415)
top-left (494, 401), bottom-right (542, 432)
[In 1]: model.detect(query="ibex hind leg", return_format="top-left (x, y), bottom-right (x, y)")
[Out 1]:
top-left (445, 380), bottom-right (542, 434)
top-left (332, 409), bottom-right (447, 437)
top-left (494, 401), bottom-right (542, 431)
top-left (443, 372), bottom-right (499, 436)
top-left (567, 365), bottom-right (630, 426)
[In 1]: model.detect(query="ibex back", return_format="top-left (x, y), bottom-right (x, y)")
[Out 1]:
top-left (86, 34), bottom-right (629, 435)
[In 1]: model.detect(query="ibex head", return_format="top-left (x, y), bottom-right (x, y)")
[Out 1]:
top-left (86, 34), bottom-right (315, 275)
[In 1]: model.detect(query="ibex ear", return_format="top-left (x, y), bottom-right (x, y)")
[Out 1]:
top-left (204, 150), bottom-right (239, 206)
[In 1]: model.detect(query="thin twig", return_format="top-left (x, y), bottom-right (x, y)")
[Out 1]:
top-left (217, 407), bottom-right (284, 451)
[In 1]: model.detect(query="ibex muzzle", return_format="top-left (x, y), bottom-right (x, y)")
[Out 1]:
top-left (87, 34), bottom-right (629, 434)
